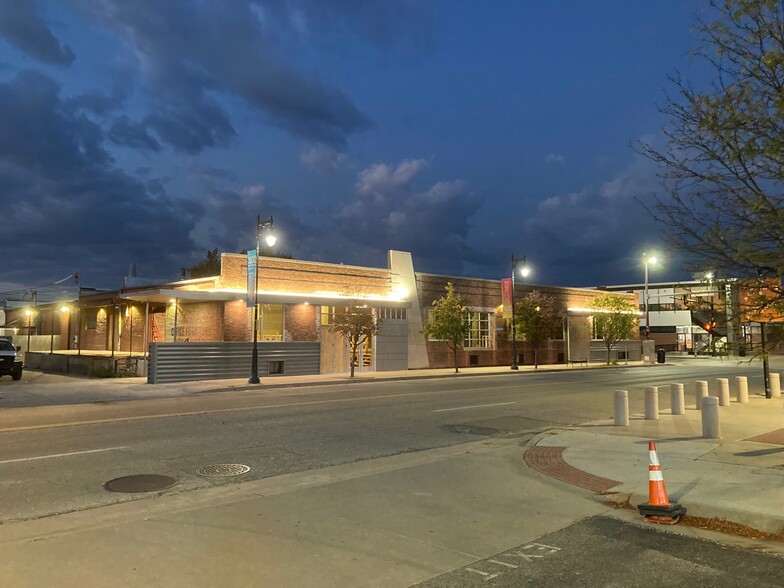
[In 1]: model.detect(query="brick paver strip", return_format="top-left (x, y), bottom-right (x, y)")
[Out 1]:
top-left (747, 427), bottom-right (784, 446)
top-left (523, 445), bottom-right (620, 493)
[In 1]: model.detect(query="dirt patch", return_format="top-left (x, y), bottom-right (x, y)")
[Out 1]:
top-left (606, 498), bottom-right (784, 542)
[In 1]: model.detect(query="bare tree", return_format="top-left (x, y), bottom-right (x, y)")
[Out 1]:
top-left (637, 0), bottom-right (784, 313)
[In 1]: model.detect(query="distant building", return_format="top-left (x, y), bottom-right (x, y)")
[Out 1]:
top-left (598, 279), bottom-right (753, 355)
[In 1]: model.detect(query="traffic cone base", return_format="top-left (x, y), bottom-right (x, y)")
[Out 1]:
top-left (636, 440), bottom-right (686, 524)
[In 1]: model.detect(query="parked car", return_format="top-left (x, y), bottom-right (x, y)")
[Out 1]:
top-left (0, 339), bottom-right (23, 380)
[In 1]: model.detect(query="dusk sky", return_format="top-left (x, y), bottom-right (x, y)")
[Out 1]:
top-left (0, 1), bottom-right (711, 293)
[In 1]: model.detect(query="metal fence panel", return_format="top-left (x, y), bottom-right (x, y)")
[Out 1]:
top-left (589, 340), bottom-right (642, 363)
top-left (148, 342), bottom-right (320, 384)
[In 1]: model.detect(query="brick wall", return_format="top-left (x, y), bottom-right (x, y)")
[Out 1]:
top-left (118, 305), bottom-right (146, 353)
top-left (417, 273), bottom-right (637, 369)
top-left (81, 307), bottom-right (110, 351)
top-left (223, 300), bottom-right (249, 342)
top-left (220, 254), bottom-right (392, 296)
top-left (285, 303), bottom-right (317, 341)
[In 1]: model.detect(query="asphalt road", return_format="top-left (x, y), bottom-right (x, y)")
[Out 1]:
top-left (414, 515), bottom-right (784, 587)
top-left (0, 361), bottom-right (771, 524)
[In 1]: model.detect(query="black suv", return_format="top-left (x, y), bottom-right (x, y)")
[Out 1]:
top-left (0, 339), bottom-right (23, 380)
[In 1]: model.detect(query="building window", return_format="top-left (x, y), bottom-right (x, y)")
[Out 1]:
top-left (379, 307), bottom-right (407, 320)
top-left (86, 309), bottom-right (98, 330)
top-left (465, 311), bottom-right (492, 349)
top-left (260, 304), bottom-right (284, 341)
top-left (320, 305), bottom-right (346, 326)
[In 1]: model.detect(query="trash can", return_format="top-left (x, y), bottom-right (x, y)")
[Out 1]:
top-left (738, 346), bottom-right (746, 357)
top-left (657, 348), bottom-right (666, 364)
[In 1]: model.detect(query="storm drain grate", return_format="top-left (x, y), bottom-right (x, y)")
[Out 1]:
top-left (104, 474), bottom-right (178, 493)
top-left (195, 463), bottom-right (251, 477)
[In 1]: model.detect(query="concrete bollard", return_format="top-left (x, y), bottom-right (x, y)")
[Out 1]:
top-left (735, 376), bottom-right (749, 403)
top-left (716, 377), bottom-right (730, 406)
top-left (771, 373), bottom-right (782, 398)
top-left (701, 396), bottom-right (721, 438)
top-left (614, 390), bottom-right (629, 426)
top-left (695, 380), bottom-right (709, 410)
top-left (644, 386), bottom-right (659, 420)
top-left (670, 383), bottom-right (685, 415)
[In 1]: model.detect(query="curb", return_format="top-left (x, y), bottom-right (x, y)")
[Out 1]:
top-left (191, 361), bottom-right (665, 396)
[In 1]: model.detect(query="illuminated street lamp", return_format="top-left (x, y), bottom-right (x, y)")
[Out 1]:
top-left (249, 215), bottom-right (277, 384)
top-left (643, 252), bottom-right (659, 338)
top-left (510, 256), bottom-right (531, 370)
top-left (24, 309), bottom-right (33, 354)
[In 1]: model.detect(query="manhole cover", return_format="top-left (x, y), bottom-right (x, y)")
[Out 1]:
top-left (195, 463), bottom-right (251, 477)
top-left (445, 424), bottom-right (499, 436)
top-left (104, 474), bottom-right (178, 493)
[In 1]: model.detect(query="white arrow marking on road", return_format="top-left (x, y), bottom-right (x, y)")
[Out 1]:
top-left (433, 401), bottom-right (516, 413)
top-left (0, 446), bottom-right (127, 464)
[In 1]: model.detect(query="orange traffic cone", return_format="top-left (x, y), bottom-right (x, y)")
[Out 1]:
top-left (637, 440), bottom-right (686, 524)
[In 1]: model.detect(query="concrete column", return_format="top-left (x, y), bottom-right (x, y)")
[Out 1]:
top-left (735, 376), bottom-right (749, 404)
top-left (695, 380), bottom-right (709, 410)
top-left (670, 383), bottom-right (685, 415)
top-left (644, 386), bottom-right (659, 420)
top-left (771, 373), bottom-right (782, 398)
top-left (701, 396), bottom-right (721, 439)
top-left (614, 390), bottom-right (629, 426)
top-left (716, 378), bottom-right (730, 406)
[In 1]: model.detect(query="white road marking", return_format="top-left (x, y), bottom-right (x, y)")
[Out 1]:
top-left (433, 401), bottom-right (516, 413)
top-left (489, 559), bottom-right (519, 568)
top-left (465, 567), bottom-right (500, 580)
top-left (0, 446), bottom-right (126, 465)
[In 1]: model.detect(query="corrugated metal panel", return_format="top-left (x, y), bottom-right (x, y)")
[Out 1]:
top-left (589, 340), bottom-right (642, 363)
top-left (148, 342), bottom-right (320, 384)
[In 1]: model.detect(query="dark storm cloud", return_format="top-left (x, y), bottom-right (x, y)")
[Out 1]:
top-left (335, 160), bottom-right (489, 273)
top-left (65, 76), bottom-right (133, 116)
top-left (0, 0), bottom-right (74, 66)
top-left (259, 0), bottom-right (433, 51)
top-left (75, 0), bottom-right (381, 152)
top-left (0, 70), bottom-right (197, 288)
top-left (515, 155), bottom-right (666, 286)
top-left (108, 116), bottom-right (161, 152)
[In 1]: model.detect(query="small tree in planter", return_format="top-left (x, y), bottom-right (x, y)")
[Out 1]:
top-left (422, 283), bottom-right (470, 373)
top-left (514, 290), bottom-right (561, 368)
top-left (590, 293), bottom-right (638, 365)
top-left (330, 300), bottom-right (382, 378)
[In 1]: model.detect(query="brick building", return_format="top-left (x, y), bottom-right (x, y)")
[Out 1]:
top-left (5, 250), bottom-right (637, 378)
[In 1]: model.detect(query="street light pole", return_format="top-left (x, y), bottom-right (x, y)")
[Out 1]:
top-left (642, 253), bottom-right (658, 338)
top-left (249, 215), bottom-right (276, 384)
top-left (25, 309), bottom-right (32, 354)
top-left (510, 255), bottom-right (530, 370)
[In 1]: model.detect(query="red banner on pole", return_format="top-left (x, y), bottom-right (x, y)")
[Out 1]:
top-left (501, 278), bottom-right (512, 316)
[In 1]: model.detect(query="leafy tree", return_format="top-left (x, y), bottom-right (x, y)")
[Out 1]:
top-left (422, 282), bottom-right (470, 373)
top-left (330, 300), bottom-right (382, 378)
top-left (590, 293), bottom-right (638, 365)
top-left (637, 0), bottom-right (784, 314)
top-left (514, 290), bottom-right (562, 368)
top-left (187, 248), bottom-right (221, 278)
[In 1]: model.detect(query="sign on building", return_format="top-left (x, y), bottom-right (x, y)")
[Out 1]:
top-left (501, 278), bottom-right (512, 316)
top-left (246, 249), bottom-right (257, 307)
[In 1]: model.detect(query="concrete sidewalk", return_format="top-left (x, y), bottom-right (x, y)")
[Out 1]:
top-left (529, 389), bottom-right (784, 534)
top-left (0, 359), bottom-right (654, 408)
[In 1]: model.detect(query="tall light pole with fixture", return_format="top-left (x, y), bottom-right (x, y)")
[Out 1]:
top-left (249, 215), bottom-right (277, 384)
top-left (25, 309), bottom-right (32, 355)
top-left (510, 256), bottom-right (531, 370)
top-left (643, 253), bottom-right (658, 338)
